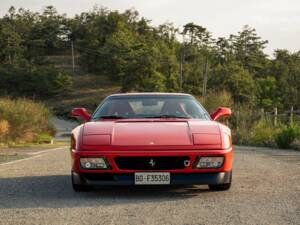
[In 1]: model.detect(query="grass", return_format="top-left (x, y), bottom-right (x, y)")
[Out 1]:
top-left (0, 98), bottom-right (55, 144)
top-left (46, 54), bottom-right (121, 117)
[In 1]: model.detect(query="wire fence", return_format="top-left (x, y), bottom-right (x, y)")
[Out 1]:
top-left (260, 107), bottom-right (300, 126)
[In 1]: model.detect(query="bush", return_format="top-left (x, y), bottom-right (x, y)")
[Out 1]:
top-left (0, 64), bottom-right (72, 98)
top-left (198, 90), bottom-right (233, 113)
top-left (250, 119), bottom-right (279, 146)
top-left (229, 104), bottom-right (256, 145)
top-left (275, 125), bottom-right (300, 149)
top-left (0, 119), bottom-right (10, 142)
top-left (34, 133), bottom-right (53, 144)
top-left (0, 98), bottom-right (55, 144)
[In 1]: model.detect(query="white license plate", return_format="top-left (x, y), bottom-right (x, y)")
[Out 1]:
top-left (135, 172), bottom-right (170, 185)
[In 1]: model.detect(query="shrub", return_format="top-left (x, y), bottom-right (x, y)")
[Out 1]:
top-left (0, 98), bottom-right (55, 144)
top-left (229, 104), bottom-right (256, 145)
top-left (34, 133), bottom-right (53, 144)
top-left (0, 64), bottom-right (72, 98)
top-left (198, 90), bottom-right (233, 113)
top-left (250, 118), bottom-right (279, 146)
top-left (275, 125), bottom-right (300, 149)
top-left (0, 119), bottom-right (10, 142)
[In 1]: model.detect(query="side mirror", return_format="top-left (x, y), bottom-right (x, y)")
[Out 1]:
top-left (71, 108), bottom-right (91, 122)
top-left (210, 107), bottom-right (232, 121)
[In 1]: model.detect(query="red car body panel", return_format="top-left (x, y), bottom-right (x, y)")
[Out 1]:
top-left (70, 93), bottom-right (233, 187)
top-left (71, 120), bottom-right (233, 172)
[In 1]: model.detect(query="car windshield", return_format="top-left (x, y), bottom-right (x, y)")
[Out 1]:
top-left (92, 95), bottom-right (210, 120)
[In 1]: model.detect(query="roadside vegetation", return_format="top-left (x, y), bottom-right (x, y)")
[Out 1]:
top-left (0, 6), bottom-right (299, 149)
top-left (201, 91), bottom-right (300, 149)
top-left (0, 98), bottom-right (55, 146)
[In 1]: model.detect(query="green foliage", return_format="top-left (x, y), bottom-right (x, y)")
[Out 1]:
top-left (0, 7), bottom-right (73, 100)
top-left (1, 6), bottom-right (299, 111)
top-left (0, 98), bottom-right (55, 143)
top-left (0, 6), bottom-right (300, 149)
top-left (250, 119), bottom-right (278, 146)
top-left (0, 64), bottom-right (72, 97)
top-left (34, 133), bottom-right (53, 144)
top-left (256, 76), bottom-right (278, 109)
top-left (275, 125), bottom-right (300, 149)
top-left (0, 22), bottom-right (23, 64)
top-left (199, 90), bottom-right (233, 113)
top-left (230, 105), bottom-right (257, 145)
top-left (210, 63), bottom-right (256, 105)
top-left (271, 50), bottom-right (300, 109)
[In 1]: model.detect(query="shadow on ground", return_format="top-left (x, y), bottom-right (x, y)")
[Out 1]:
top-left (0, 175), bottom-right (215, 209)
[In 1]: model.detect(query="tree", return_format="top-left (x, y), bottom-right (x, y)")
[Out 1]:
top-left (271, 50), bottom-right (300, 108)
top-left (229, 25), bottom-right (269, 77)
top-left (0, 23), bottom-right (23, 64)
top-left (256, 76), bottom-right (278, 109)
top-left (210, 62), bottom-right (256, 105)
top-left (183, 22), bottom-right (212, 47)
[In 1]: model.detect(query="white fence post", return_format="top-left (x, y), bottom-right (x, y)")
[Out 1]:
top-left (274, 107), bottom-right (278, 126)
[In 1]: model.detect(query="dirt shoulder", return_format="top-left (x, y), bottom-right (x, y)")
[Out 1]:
top-left (0, 143), bottom-right (68, 164)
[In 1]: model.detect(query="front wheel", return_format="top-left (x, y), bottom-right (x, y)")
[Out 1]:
top-left (208, 182), bottom-right (231, 191)
top-left (72, 173), bottom-right (92, 192)
top-left (208, 172), bottom-right (232, 191)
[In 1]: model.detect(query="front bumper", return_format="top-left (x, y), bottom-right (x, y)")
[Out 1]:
top-left (71, 148), bottom-right (233, 174)
top-left (72, 171), bottom-right (232, 186)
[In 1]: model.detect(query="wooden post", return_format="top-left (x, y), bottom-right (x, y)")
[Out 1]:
top-left (236, 110), bottom-right (239, 139)
top-left (274, 107), bottom-right (278, 126)
top-left (290, 106), bottom-right (294, 125)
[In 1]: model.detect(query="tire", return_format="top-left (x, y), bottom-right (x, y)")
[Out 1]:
top-left (208, 182), bottom-right (231, 191)
top-left (208, 172), bottom-right (232, 191)
top-left (71, 173), bottom-right (92, 192)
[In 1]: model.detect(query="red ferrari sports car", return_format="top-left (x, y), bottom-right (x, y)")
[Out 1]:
top-left (70, 93), bottom-right (233, 191)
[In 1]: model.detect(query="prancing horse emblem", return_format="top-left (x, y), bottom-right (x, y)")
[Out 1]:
top-left (149, 159), bottom-right (155, 167)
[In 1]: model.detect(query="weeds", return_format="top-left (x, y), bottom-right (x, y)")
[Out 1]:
top-left (0, 98), bottom-right (55, 145)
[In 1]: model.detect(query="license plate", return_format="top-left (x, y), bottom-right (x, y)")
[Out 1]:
top-left (135, 172), bottom-right (170, 185)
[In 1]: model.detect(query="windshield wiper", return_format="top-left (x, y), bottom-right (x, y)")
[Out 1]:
top-left (94, 115), bottom-right (126, 120)
top-left (146, 115), bottom-right (191, 119)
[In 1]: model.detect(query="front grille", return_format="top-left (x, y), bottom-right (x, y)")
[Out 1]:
top-left (114, 156), bottom-right (190, 170)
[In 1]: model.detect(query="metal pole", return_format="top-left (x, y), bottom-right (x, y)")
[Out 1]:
top-left (203, 57), bottom-right (208, 97)
top-left (179, 34), bottom-right (186, 92)
top-left (71, 41), bottom-right (75, 75)
top-left (180, 49), bottom-right (183, 92)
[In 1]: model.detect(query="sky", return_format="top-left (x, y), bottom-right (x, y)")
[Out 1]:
top-left (1, 0), bottom-right (300, 55)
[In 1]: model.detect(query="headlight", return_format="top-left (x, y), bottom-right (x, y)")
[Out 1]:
top-left (80, 157), bottom-right (109, 169)
top-left (194, 157), bottom-right (224, 169)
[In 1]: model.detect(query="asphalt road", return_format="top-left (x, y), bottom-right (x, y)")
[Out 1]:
top-left (0, 146), bottom-right (299, 225)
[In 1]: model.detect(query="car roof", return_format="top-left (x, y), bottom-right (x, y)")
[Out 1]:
top-left (108, 92), bottom-right (193, 98)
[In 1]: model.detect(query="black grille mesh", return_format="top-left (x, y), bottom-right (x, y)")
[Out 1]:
top-left (114, 156), bottom-right (189, 170)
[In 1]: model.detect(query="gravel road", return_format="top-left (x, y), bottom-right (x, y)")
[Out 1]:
top-left (0, 146), bottom-right (299, 225)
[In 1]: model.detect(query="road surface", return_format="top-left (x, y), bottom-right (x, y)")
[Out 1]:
top-left (0, 146), bottom-right (299, 225)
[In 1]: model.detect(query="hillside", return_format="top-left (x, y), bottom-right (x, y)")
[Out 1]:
top-left (46, 54), bottom-right (121, 116)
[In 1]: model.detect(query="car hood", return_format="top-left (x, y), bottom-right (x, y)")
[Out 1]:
top-left (82, 120), bottom-right (221, 146)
